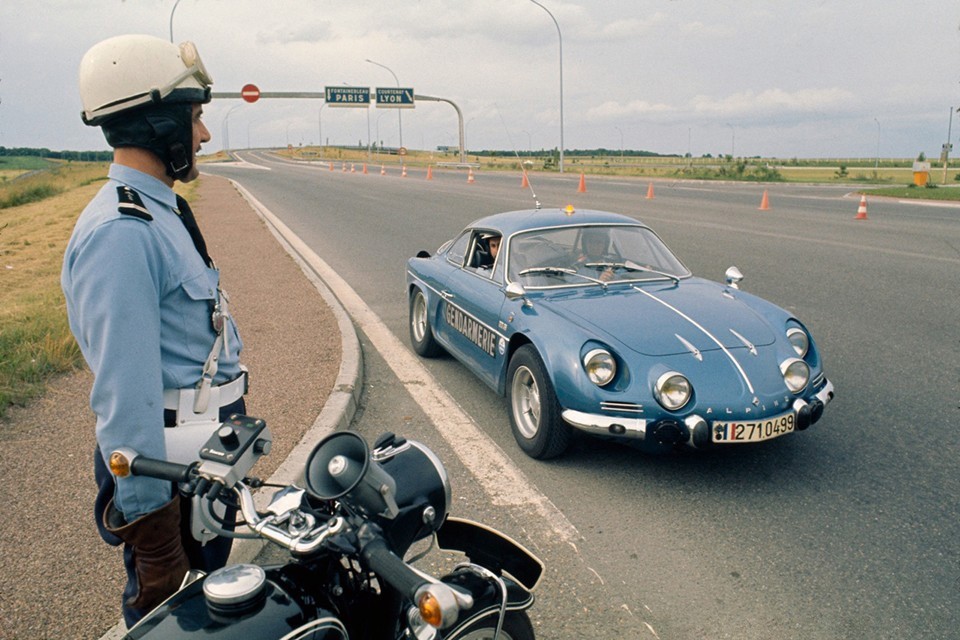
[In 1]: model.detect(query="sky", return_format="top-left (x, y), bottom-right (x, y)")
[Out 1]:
top-left (2, 0), bottom-right (960, 159)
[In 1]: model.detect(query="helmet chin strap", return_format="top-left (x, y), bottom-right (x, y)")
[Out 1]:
top-left (167, 142), bottom-right (192, 181)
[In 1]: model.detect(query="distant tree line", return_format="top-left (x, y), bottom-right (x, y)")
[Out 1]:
top-left (473, 148), bottom-right (679, 158)
top-left (0, 146), bottom-right (112, 161)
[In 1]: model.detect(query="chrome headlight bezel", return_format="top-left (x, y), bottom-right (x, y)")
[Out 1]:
top-left (780, 358), bottom-right (810, 393)
top-left (583, 348), bottom-right (617, 387)
top-left (786, 327), bottom-right (809, 358)
top-left (654, 371), bottom-right (692, 411)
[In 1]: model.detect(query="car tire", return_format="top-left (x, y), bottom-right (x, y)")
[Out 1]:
top-left (409, 287), bottom-right (443, 357)
top-left (507, 344), bottom-right (570, 459)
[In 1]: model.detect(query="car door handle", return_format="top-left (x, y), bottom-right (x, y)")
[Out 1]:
top-left (440, 290), bottom-right (454, 299)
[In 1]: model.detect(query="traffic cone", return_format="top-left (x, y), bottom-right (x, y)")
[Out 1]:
top-left (646, 182), bottom-right (655, 199)
top-left (577, 172), bottom-right (587, 193)
top-left (402, 164), bottom-right (408, 177)
top-left (328, 162), bottom-right (334, 171)
top-left (759, 190), bottom-right (770, 210)
top-left (855, 195), bottom-right (868, 220)
top-left (380, 164), bottom-right (386, 175)
top-left (426, 165), bottom-right (433, 180)
top-left (521, 171), bottom-right (529, 188)
top-left (467, 168), bottom-right (476, 184)
top-left (350, 163), bottom-right (356, 173)
top-left (342, 162), bottom-right (347, 172)
top-left (362, 163), bottom-right (368, 174)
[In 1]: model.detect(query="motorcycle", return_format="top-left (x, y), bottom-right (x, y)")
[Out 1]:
top-left (107, 416), bottom-right (542, 639)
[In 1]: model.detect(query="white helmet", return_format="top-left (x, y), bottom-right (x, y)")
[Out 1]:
top-left (79, 34), bottom-right (212, 126)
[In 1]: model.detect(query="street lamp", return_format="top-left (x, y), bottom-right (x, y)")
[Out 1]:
top-left (528, 0), bottom-right (564, 173)
top-left (874, 118), bottom-right (880, 170)
top-left (221, 104), bottom-right (242, 153)
top-left (366, 58), bottom-right (402, 149)
top-left (169, 0), bottom-right (183, 42)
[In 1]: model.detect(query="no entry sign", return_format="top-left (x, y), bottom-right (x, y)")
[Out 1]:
top-left (241, 84), bottom-right (260, 103)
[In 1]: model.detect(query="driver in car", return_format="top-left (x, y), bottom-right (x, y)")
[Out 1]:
top-left (574, 227), bottom-right (617, 282)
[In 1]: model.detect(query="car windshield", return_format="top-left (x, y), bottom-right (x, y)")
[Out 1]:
top-left (507, 224), bottom-right (690, 288)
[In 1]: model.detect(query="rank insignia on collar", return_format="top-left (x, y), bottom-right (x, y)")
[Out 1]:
top-left (116, 186), bottom-right (152, 221)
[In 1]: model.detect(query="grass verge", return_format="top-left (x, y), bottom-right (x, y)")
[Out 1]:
top-left (0, 163), bottom-right (109, 417)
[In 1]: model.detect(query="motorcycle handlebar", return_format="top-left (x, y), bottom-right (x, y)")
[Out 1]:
top-left (361, 535), bottom-right (429, 597)
top-left (129, 456), bottom-right (194, 483)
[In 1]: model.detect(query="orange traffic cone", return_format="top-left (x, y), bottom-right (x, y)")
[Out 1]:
top-left (401, 164), bottom-right (408, 177)
top-left (342, 163), bottom-right (347, 172)
top-left (467, 168), bottom-right (476, 184)
top-left (362, 163), bottom-right (368, 174)
top-left (521, 171), bottom-right (529, 188)
top-left (328, 162), bottom-right (334, 171)
top-left (350, 163), bottom-right (356, 173)
top-left (426, 165), bottom-right (433, 180)
top-left (380, 164), bottom-right (386, 175)
top-left (855, 195), bottom-right (868, 220)
top-left (646, 182), bottom-right (655, 199)
top-left (759, 190), bottom-right (770, 210)
top-left (577, 172), bottom-right (587, 193)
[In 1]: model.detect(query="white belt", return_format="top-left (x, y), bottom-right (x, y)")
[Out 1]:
top-left (163, 370), bottom-right (248, 425)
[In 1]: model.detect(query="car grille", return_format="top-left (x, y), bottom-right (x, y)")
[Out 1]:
top-left (600, 401), bottom-right (644, 414)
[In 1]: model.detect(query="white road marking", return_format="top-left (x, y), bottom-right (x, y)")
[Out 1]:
top-left (230, 180), bottom-right (581, 546)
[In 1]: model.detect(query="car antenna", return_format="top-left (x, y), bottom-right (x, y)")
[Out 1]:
top-left (496, 105), bottom-right (541, 210)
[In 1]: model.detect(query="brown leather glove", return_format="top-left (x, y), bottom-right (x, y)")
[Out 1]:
top-left (103, 495), bottom-right (190, 613)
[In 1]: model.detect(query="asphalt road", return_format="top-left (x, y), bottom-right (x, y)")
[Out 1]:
top-left (205, 152), bottom-right (960, 640)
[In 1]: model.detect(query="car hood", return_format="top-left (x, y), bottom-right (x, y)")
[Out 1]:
top-left (542, 280), bottom-right (779, 357)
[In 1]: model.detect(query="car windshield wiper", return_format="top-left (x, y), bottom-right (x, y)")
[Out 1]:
top-left (518, 266), bottom-right (608, 287)
top-left (582, 260), bottom-right (680, 284)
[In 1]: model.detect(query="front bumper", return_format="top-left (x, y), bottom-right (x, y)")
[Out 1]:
top-left (562, 378), bottom-right (835, 449)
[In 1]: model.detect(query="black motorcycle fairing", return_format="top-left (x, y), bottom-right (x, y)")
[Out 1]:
top-left (435, 517), bottom-right (544, 591)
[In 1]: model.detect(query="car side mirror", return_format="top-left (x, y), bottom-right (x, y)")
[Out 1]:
top-left (416, 250), bottom-right (431, 258)
top-left (725, 266), bottom-right (744, 290)
top-left (505, 282), bottom-right (532, 307)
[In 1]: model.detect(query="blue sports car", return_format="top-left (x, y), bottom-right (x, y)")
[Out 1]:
top-left (406, 206), bottom-right (834, 459)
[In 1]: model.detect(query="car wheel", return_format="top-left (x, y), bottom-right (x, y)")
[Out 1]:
top-left (409, 288), bottom-right (443, 357)
top-left (507, 344), bottom-right (570, 459)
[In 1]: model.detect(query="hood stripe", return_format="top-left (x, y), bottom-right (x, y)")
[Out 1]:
top-left (634, 287), bottom-right (755, 394)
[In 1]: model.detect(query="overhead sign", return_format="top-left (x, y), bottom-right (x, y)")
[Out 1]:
top-left (324, 86), bottom-right (370, 107)
top-left (241, 83), bottom-right (260, 103)
top-left (376, 87), bottom-right (415, 108)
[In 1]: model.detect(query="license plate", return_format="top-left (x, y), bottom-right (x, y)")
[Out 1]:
top-left (712, 411), bottom-right (795, 443)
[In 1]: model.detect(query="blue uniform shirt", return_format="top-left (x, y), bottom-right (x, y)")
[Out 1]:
top-left (62, 165), bottom-right (243, 521)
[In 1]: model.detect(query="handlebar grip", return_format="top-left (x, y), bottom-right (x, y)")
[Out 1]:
top-left (129, 456), bottom-right (193, 483)
top-left (361, 536), bottom-right (428, 598)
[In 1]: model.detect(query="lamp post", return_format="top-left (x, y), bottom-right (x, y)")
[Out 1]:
top-left (169, 0), bottom-right (183, 42)
top-left (528, 0), bottom-right (564, 173)
top-left (221, 104), bottom-right (242, 153)
top-left (874, 118), bottom-right (880, 170)
top-left (366, 58), bottom-right (402, 149)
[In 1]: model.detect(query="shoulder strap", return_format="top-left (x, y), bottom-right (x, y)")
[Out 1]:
top-left (116, 186), bottom-right (152, 221)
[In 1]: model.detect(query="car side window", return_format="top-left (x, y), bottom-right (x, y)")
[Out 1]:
top-left (445, 232), bottom-right (471, 268)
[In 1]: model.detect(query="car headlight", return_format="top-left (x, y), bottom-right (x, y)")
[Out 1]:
top-left (654, 372), bottom-right (691, 411)
top-left (780, 358), bottom-right (810, 393)
top-left (583, 349), bottom-right (616, 387)
top-left (786, 328), bottom-right (809, 357)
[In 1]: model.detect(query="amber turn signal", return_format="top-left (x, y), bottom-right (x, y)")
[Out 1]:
top-left (108, 451), bottom-right (132, 478)
top-left (418, 591), bottom-right (443, 628)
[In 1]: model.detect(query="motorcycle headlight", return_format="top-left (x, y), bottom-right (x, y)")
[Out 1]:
top-left (654, 372), bottom-right (692, 411)
top-left (583, 349), bottom-right (616, 387)
top-left (780, 358), bottom-right (810, 393)
top-left (786, 328), bottom-right (809, 357)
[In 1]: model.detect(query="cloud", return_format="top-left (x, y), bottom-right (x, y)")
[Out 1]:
top-left (586, 87), bottom-right (858, 125)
